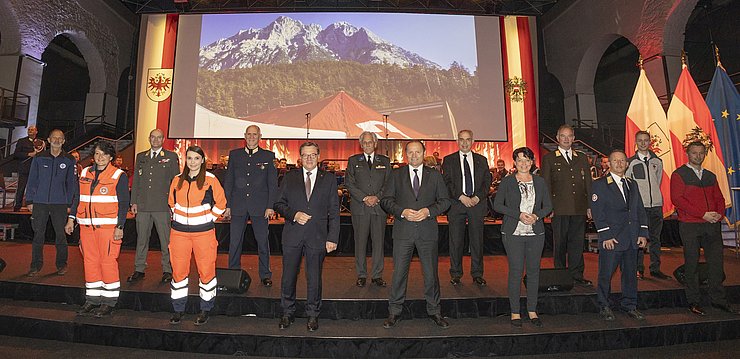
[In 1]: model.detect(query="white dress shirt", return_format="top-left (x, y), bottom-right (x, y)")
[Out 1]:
top-left (408, 164), bottom-right (424, 185)
top-left (459, 150), bottom-right (475, 193)
top-left (302, 166), bottom-right (317, 194)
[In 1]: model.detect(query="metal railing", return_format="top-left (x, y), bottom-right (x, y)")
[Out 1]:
top-left (0, 86), bottom-right (30, 128)
top-left (71, 130), bottom-right (134, 156)
top-left (541, 133), bottom-right (606, 159)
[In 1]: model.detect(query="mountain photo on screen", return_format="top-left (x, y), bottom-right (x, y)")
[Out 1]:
top-left (181, 13), bottom-right (505, 140)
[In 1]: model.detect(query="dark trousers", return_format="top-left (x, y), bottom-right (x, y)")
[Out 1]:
top-left (448, 203), bottom-right (486, 278)
top-left (502, 233), bottom-right (544, 313)
top-left (30, 203), bottom-right (69, 271)
top-left (388, 231), bottom-right (441, 316)
top-left (133, 211), bottom-right (172, 273)
top-left (597, 247), bottom-right (638, 310)
top-left (638, 206), bottom-right (663, 273)
top-left (352, 213), bottom-right (386, 279)
top-left (229, 212), bottom-right (271, 279)
top-left (14, 173), bottom-right (29, 209)
top-left (280, 240), bottom-right (326, 317)
top-left (679, 222), bottom-right (727, 306)
top-left (552, 214), bottom-right (586, 280)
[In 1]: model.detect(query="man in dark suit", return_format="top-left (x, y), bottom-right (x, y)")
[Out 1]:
top-left (274, 142), bottom-right (339, 332)
top-left (541, 124), bottom-right (593, 286)
top-left (442, 130), bottom-right (492, 286)
top-left (345, 131), bottom-right (392, 287)
top-left (224, 125), bottom-right (278, 287)
top-left (381, 141), bottom-right (451, 329)
top-left (128, 129), bottom-right (180, 284)
top-left (13, 125), bottom-right (43, 211)
top-left (590, 150), bottom-right (648, 321)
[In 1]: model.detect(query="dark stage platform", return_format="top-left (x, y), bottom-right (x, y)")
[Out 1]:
top-left (0, 242), bottom-right (738, 357)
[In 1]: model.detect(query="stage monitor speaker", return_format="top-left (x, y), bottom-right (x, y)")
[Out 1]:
top-left (523, 268), bottom-right (573, 292)
top-left (673, 262), bottom-right (725, 287)
top-left (216, 268), bottom-right (251, 294)
top-left (0, 257), bottom-right (6, 273)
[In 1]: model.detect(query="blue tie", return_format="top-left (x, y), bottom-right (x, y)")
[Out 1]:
top-left (621, 178), bottom-right (630, 204)
top-left (412, 169), bottom-right (420, 197)
top-left (463, 154), bottom-right (473, 196)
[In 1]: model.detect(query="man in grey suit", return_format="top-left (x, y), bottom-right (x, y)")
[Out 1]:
top-left (381, 141), bottom-right (451, 329)
top-left (128, 129), bottom-right (180, 283)
top-left (345, 131), bottom-right (392, 287)
top-left (442, 129), bottom-right (492, 287)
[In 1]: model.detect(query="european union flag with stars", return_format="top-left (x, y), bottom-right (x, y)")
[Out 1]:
top-left (707, 63), bottom-right (740, 224)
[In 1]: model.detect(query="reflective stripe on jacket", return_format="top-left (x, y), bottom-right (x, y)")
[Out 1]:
top-left (77, 166), bottom-right (125, 228)
top-left (168, 171), bottom-right (227, 232)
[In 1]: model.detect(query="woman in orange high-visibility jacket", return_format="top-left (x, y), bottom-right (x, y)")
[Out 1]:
top-left (65, 141), bottom-right (130, 318)
top-left (168, 145), bottom-right (227, 326)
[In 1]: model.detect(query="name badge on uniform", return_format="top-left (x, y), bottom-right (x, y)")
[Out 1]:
top-left (376, 165), bottom-right (386, 169)
top-left (159, 158), bottom-right (170, 164)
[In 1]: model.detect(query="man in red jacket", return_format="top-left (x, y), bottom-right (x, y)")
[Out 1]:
top-left (671, 141), bottom-right (738, 316)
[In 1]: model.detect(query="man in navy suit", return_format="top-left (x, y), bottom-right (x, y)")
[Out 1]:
top-left (381, 141), bottom-right (451, 329)
top-left (224, 125), bottom-right (278, 287)
top-left (274, 142), bottom-right (339, 332)
top-left (590, 150), bottom-right (648, 321)
top-left (442, 129), bottom-right (492, 286)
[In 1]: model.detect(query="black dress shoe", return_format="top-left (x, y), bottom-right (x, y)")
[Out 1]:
top-left (473, 277), bottom-right (487, 286)
top-left (194, 310), bottom-right (210, 325)
top-left (450, 277), bottom-right (462, 286)
top-left (711, 303), bottom-right (740, 314)
top-left (93, 304), bottom-right (114, 318)
top-left (26, 269), bottom-right (40, 277)
top-left (650, 271), bottom-right (672, 280)
top-left (599, 307), bottom-right (615, 321)
top-left (510, 318), bottom-right (522, 328)
top-left (307, 316), bottom-right (319, 332)
top-left (625, 309), bottom-right (645, 321)
top-left (371, 278), bottom-right (387, 287)
top-left (529, 317), bottom-right (543, 327)
top-left (636, 271), bottom-right (645, 280)
top-left (383, 314), bottom-right (400, 329)
top-left (57, 266), bottom-right (68, 276)
top-left (261, 278), bottom-right (273, 287)
top-left (77, 302), bottom-right (98, 316)
top-left (161, 272), bottom-right (172, 284)
top-left (574, 278), bottom-right (593, 287)
top-left (127, 271), bottom-right (145, 283)
top-left (279, 315), bottom-right (295, 329)
top-left (169, 312), bottom-right (184, 325)
top-left (356, 277), bottom-right (367, 287)
top-left (429, 314), bottom-right (449, 329)
top-left (689, 304), bottom-right (706, 316)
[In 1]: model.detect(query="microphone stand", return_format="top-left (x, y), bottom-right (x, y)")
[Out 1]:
top-left (383, 114), bottom-right (389, 157)
top-left (305, 113), bottom-right (311, 139)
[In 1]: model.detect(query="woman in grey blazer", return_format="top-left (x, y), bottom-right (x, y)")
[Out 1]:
top-left (494, 147), bottom-right (553, 328)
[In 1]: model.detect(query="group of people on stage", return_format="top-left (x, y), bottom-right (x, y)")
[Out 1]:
top-left (20, 122), bottom-right (737, 331)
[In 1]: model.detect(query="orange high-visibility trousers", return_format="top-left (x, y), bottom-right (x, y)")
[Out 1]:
top-left (169, 229), bottom-right (218, 312)
top-left (79, 226), bottom-right (121, 305)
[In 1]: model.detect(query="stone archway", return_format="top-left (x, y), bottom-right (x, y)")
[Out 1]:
top-left (0, 0), bottom-right (21, 55)
top-left (571, 33), bottom-right (623, 128)
top-left (53, 30), bottom-right (107, 94)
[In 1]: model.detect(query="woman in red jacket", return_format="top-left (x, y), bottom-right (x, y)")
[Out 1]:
top-left (168, 145), bottom-right (226, 325)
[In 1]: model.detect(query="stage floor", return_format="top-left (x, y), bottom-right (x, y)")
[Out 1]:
top-left (1, 241), bottom-right (739, 300)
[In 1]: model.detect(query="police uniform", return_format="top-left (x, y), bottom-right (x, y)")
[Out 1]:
top-left (224, 147), bottom-right (278, 281)
top-left (541, 148), bottom-right (592, 282)
top-left (590, 173), bottom-right (648, 312)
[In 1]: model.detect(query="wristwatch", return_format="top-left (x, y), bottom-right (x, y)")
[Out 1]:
top-left (116, 225), bottom-right (124, 230)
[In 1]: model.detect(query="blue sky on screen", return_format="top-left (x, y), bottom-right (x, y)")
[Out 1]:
top-left (198, 12), bottom-right (478, 70)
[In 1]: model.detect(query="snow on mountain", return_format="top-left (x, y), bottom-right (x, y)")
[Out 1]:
top-left (199, 16), bottom-right (440, 71)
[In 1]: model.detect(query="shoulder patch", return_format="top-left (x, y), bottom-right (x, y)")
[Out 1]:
top-left (606, 176), bottom-right (613, 184)
top-left (592, 193), bottom-right (598, 202)
top-left (205, 171), bottom-right (216, 178)
top-left (555, 150), bottom-right (562, 157)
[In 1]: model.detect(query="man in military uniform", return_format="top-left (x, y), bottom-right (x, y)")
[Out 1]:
top-left (128, 129), bottom-right (180, 283)
top-left (345, 131), bottom-right (391, 287)
top-left (224, 125), bottom-right (278, 287)
top-left (590, 150), bottom-right (648, 321)
top-left (541, 124), bottom-right (593, 286)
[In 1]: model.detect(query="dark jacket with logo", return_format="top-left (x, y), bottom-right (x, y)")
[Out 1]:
top-left (25, 150), bottom-right (77, 205)
top-left (224, 147), bottom-right (278, 216)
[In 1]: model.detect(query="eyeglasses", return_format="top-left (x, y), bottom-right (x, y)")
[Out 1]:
top-left (301, 153), bottom-right (318, 159)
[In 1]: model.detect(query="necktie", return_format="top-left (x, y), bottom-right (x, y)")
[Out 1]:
top-left (151, 151), bottom-right (157, 159)
top-left (565, 150), bottom-right (571, 163)
top-left (412, 169), bottom-right (420, 197)
top-left (247, 148), bottom-right (254, 155)
top-left (367, 155), bottom-right (372, 169)
top-left (463, 154), bottom-right (473, 196)
top-left (621, 177), bottom-right (630, 204)
top-left (305, 171), bottom-right (312, 200)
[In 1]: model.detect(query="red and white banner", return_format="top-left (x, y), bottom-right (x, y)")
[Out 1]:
top-left (624, 68), bottom-right (675, 216)
top-left (667, 64), bottom-right (731, 207)
top-left (500, 16), bottom-right (539, 164)
top-left (135, 14), bottom-right (178, 153)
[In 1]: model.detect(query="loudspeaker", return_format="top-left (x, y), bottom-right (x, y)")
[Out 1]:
top-left (523, 268), bottom-right (573, 292)
top-left (0, 257), bottom-right (6, 273)
top-left (216, 268), bottom-right (251, 294)
top-left (673, 262), bottom-right (725, 287)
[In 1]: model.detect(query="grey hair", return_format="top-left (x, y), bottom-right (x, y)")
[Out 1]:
top-left (359, 131), bottom-right (378, 143)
